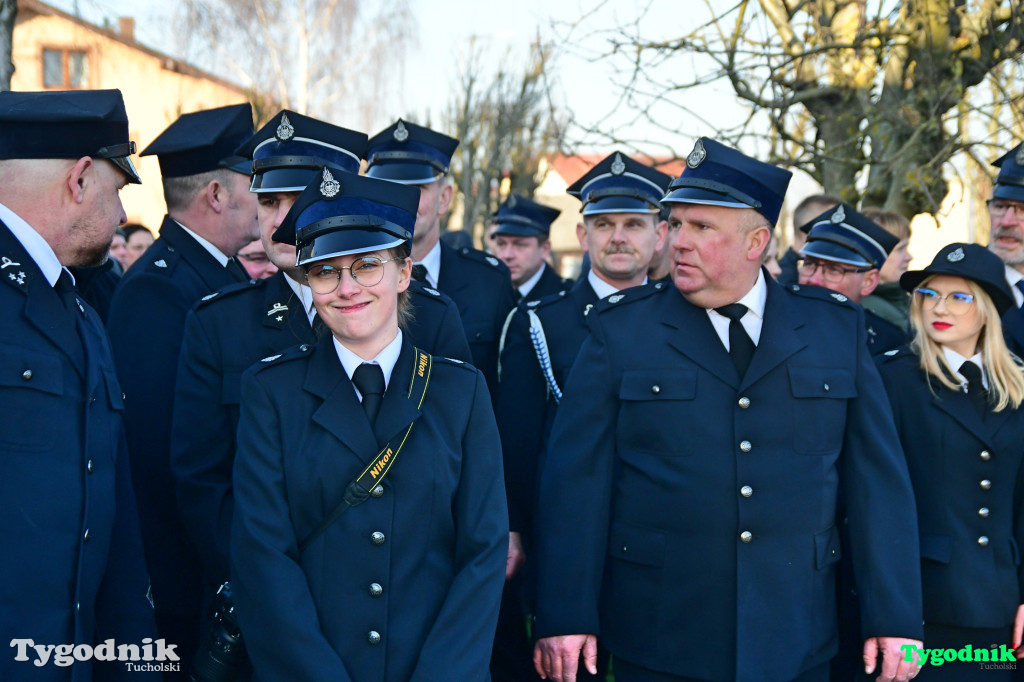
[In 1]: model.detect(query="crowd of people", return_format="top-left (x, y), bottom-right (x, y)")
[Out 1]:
top-left (5, 88), bottom-right (1024, 682)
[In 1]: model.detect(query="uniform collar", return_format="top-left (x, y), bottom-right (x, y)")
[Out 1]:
top-left (176, 220), bottom-right (230, 267)
top-left (0, 201), bottom-right (65, 286)
top-left (414, 241), bottom-right (441, 288)
top-left (943, 346), bottom-right (987, 389)
top-left (333, 329), bottom-right (403, 394)
top-left (517, 262), bottom-right (547, 298)
top-left (284, 271), bottom-right (316, 323)
top-left (587, 268), bottom-right (647, 300)
top-left (1005, 264), bottom-right (1024, 307)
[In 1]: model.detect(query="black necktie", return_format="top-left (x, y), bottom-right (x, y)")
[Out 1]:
top-left (715, 303), bottom-right (755, 377)
top-left (352, 363), bottom-right (385, 426)
top-left (227, 257), bottom-right (249, 282)
top-left (411, 264), bottom-right (429, 283)
top-left (959, 361), bottom-right (988, 418)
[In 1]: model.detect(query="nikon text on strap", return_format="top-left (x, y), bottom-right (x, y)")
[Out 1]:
top-left (297, 348), bottom-right (433, 554)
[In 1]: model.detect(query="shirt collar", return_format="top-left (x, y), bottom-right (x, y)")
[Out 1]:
top-left (587, 268), bottom-right (647, 300)
top-left (943, 346), bottom-right (987, 389)
top-left (708, 269), bottom-right (768, 320)
top-left (0, 201), bottom-right (65, 286)
top-left (177, 220), bottom-right (231, 267)
top-left (414, 241), bottom-right (442, 288)
top-left (517, 262), bottom-right (547, 298)
top-left (1006, 265), bottom-right (1024, 307)
top-left (283, 272), bottom-right (316, 323)
top-left (333, 329), bottom-right (404, 394)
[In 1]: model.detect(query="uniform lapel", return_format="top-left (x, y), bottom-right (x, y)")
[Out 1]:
top-left (930, 382), bottom-right (992, 447)
top-left (661, 288), bottom-right (738, 388)
top-left (304, 334), bottom-right (380, 465)
top-left (158, 217), bottom-right (242, 291)
top-left (740, 278), bottom-right (808, 389)
top-left (262, 272), bottom-right (315, 343)
top-left (372, 342), bottom-right (425, 444)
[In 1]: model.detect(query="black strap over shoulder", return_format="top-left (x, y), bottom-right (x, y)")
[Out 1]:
top-left (297, 348), bottom-right (433, 554)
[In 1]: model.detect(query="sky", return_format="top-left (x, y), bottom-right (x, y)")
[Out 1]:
top-left (40, 0), bottom-right (753, 159)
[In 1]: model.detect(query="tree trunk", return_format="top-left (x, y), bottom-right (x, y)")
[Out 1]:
top-left (0, 0), bottom-right (16, 91)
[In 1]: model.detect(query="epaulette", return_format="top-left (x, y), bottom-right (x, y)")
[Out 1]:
top-left (522, 288), bottom-right (570, 312)
top-left (432, 354), bottom-right (476, 373)
top-left (250, 342), bottom-right (315, 373)
top-left (194, 277), bottom-right (264, 309)
top-left (408, 280), bottom-right (454, 307)
top-left (878, 345), bottom-right (915, 364)
top-left (456, 247), bottom-right (510, 274)
top-left (786, 283), bottom-right (857, 308)
top-left (589, 280), bottom-right (669, 316)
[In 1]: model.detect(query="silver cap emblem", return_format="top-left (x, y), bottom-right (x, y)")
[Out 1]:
top-left (686, 139), bottom-right (707, 169)
top-left (320, 168), bottom-right (341, 198)
top-left (610, 153), bottom-right (626, 175)
top-left (830, 205), bottom-right (846, 224)
top-left (507, 194), bottom-right (518, 208)
top-left (393, 121), bottom-right (409, 142)
top-left (276, 112), bottom-right (295, 141)
top-left (947, 247), bottom-right (965, 262)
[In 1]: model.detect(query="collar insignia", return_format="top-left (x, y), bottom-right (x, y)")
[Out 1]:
top-left (830, 292), bottom-right (848, 302)
top-left (261, 354), bottom-right (282, 363)
top-left (486, 256), bottom-right (500, 267)
top-left (947, 247), bottom-right (965, 262)
top-left (608, 294), bottom-right (624, 303)
top-left (423, 287), bottom-right (440, 296)
top-left (393, 121), bottom-right (409, 142)
top-left (611, 153), bottom-right (626, 175)
top-left (320, 168), bottom-right (341, 198)
top-left (1, 256), bottom-right (21, 269)
top-left (583, 303), bottom-right (593, 316)
top-left (267, 302), bottom-right (289, 316)
top-left (686, 139), bottom-right (707, 169)
top-left (276, 112), bottom-right (295, 141)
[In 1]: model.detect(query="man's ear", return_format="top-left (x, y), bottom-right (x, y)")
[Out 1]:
top-left (747, 225), bottom-right (771, 263)
top-left (206, 179), bottom-right (225, 213)
top-left (439, 182), bottom-right (453, 216)
top-left (576, 222), bottom-right (589, 253)
top-left (67, 157), bottom-right (94, 204)
top-left (860, 268), bottom-right (880, 298)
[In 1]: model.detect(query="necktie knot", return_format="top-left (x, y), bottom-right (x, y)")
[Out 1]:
top-left (411, 264), bottom-right (429, 283)
top-left (715, 303), bottom-right (754, 377)
top-left (959, 360), bottom-right (988, 418)
top-left (352, 363), bottom-right (385, 426)
top-left (715, 303), bottom-right (748, 322)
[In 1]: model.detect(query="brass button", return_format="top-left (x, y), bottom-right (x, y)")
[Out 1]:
top-left (651, 385), bottom-right (661, 395)
top-left (740, 531), bottom-right (753, 543)
top-left (367, 631), bottom-right (381, 645)
top-left (86, 460), bottom-right (94, 474)
top-left (980, 479), bottom-right (992, 491)
top-left (371, 485), bottom-right (384, 498)
top-left (370, 531), bottom-right (385, 545)
top-left (979, 507), bottom-right (990, 518)
top-left (740, 440), bottom-right (752, 453)
top-left (740, 485), bottom-right (753, 498)
top-left (978, 536), bottom-right (990, 547)
top-left (980, 450), bottom-right (992, 461)
top-left (369, 583), bottom-right (383, 597)
top-left (738, 396), bottom-right (750, 409)
top-left (21, 370), bottom-right (31, 380)
top-left (823, 383), bottom-right (830, 392)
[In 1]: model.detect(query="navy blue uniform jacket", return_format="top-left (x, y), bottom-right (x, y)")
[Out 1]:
top-left (496, 277), bottom-right (598, 534)
top-left (0, 222), bottom-right (156, 681)
top-left (231, 336), bottom-right (508, 682)
top-left (533, 279), bottom-right (924, 682)
top-left (437, 241), bottom-right (517, 393)
top-left (521, 264), bottom-right (572, 303)
top-left (171, 271), bottom-right (472, 586)
top-left (879, 348), bottom-right (1024, 628)
top-left (106, 216), bottom-right (245, 620)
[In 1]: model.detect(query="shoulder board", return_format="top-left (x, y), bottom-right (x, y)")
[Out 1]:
top-left (457, 247), bottom-right (510, 273)
top-left (194, 277), bottom-right (265, 309)
top-left (590, 281), bottom-right (668, 315)
top-left (250, 342), bottom-right (316, 373)
top-left (524, 288), bottom-right (571, 312)
top-left (877, 345), bottom-right (916, 365)
top-left (786, 283), bottom-right (856, 308)
top-left (432, 354), bottom-right (477, 372)
top-left (407, 280), bottom-right (453, 305)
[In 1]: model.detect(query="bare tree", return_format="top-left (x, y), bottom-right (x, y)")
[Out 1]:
top-left (570, 0), bottom-right (1024, 217)
top-left (0, 0), bottom-right (15, 90)
top-left (446, 37), bottom-right (566, 243)
top-left (178, 0), bottom-right (412, 130)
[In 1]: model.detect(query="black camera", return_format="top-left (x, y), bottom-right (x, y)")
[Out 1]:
top-left (190, 582), bottom-right (251, 682)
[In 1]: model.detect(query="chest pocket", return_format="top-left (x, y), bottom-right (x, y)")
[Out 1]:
top-left (789, 367), bottom-right (856, 455)
top-left (618, 369), bottom-right (696, 456)
top-left (0, 347), bottom-right (64, 451)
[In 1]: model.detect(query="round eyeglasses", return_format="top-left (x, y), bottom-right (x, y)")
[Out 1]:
top-left (914, 287), bottom-right (976, 315)
top-left (305, 257), bottom-right (397, 294)
top-left (797, 258), bottom-right (870, 284)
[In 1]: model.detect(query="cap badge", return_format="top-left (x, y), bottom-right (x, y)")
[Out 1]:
top-left (1016, 145), bottom-right (1024, 166)
top-left (276, 113), bottom-right (295, 141)
top-left (830, 205), bottom-right (846, 224)
top-left (393, 121), bottom-right (409, 143)
top-left (507, 194), bottom-right (518, 208)
top-left (947, 247), bottom-right (965, 263)
top-left (320, 168), bottom-right (341, 198)
top-left (686, 139), bottom-right (707, 169)
top-left (611, 153), bottom-right (627, 175)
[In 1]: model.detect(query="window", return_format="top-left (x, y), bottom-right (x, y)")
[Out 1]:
top-left (43, 48), bottom-right (89, 89)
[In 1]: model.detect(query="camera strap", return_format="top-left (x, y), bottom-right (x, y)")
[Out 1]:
top-left (297, 348), bottom-right (433, 554)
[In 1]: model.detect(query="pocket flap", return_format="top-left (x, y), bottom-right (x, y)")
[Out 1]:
top-left (0, 348), bottom-right (63, 395)
top-left (619, 370), bottom-right (696, 401)
top-left (608, 522), bottom-right (666, 567)
top-left (789, 367), bottom-right (856, 399)
top-left (815, 526), bottom-right (842, 569)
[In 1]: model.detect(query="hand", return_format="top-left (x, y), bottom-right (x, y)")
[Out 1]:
top-left (534, 634), bottom-right (598, 681)
top-left (506, 531), bottom-right (526, 581)
top-left (863, 637), bottom-right (922, 681)
top-left (1013, 603), bottom-right (1024, 659)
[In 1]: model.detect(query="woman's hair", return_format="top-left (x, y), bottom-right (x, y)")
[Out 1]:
top-left (386, 243), bottom-right (415, 332)
top-left (861, 207), bottom-right (910, 241)
top-left (909, 275), bottom-right (1024, 410)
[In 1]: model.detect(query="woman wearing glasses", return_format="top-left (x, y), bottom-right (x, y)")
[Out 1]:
top-left (230, 169), bottom-right (507, 681)
top-left (877, 242), bottom-right (1024, 680)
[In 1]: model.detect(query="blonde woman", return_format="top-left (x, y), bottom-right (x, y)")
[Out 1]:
top-left (878, 242), bottom-right (1024, 680)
